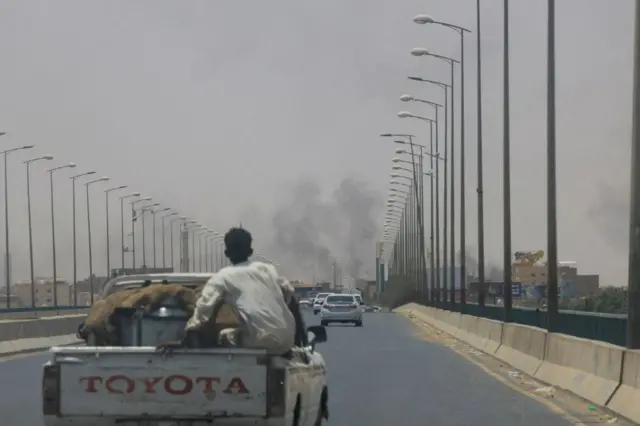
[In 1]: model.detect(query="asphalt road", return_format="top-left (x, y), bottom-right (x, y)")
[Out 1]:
top-left (0, 310), bottom-right (573, 426)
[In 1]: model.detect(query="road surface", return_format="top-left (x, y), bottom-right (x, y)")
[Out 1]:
top-left (0, 310), bottom-right (585, 425)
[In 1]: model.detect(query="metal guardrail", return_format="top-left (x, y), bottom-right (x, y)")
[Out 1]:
top-left (428, 301), bottom-right (627, 347)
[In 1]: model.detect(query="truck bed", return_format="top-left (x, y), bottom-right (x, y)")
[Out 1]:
top-left (50, 346), bottom-right (268, 419)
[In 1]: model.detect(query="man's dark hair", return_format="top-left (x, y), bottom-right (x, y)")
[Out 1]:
top-left (224, 227), bottom-right (253, 265)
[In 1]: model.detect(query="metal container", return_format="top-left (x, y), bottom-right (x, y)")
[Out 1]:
top-left (116, 296), bottom-right (190, 346)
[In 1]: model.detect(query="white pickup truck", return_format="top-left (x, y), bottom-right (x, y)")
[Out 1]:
top-left (42, 273), bottom-right (329, 426)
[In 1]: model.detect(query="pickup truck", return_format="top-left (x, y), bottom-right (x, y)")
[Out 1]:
top-left (42, 273), bottom-right (329, 426)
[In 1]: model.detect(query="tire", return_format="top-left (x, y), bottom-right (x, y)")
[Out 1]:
top-left (320, 320), bottom-right (329, 326)
top-left (355, 320), bottom-right (363, 327)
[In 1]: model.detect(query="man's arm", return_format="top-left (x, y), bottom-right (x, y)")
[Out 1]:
top-left (186, 275), bottom-right (226, 331)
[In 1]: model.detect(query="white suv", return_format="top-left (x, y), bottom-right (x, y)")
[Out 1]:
top-left (313, 293), bottom-right (332, 315)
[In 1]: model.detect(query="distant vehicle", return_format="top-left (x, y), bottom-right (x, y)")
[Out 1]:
top-left (299, 299), bottom-right (311, 308)
top-left (353, 295), bottom-right (363, 306)
top-left (313, 293), bottom-right (333, 315)
top-left (320, 294), bottom-right (363, 327)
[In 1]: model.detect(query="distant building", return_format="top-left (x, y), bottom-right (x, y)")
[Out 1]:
top-left (511, 252), bottom-right (599, 299)
top-left (12, 278), bottom-right (72, 307)
top-left (0, 290), bottom-right (24, 309)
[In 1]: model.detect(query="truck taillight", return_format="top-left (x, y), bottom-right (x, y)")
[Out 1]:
top-left (266, 367), bottom-right (286, 418)
top-left (42, 364), bottom-right (60, 416)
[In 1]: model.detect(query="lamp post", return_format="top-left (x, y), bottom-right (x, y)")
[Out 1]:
top-left (46, 162), bottom-right (76, 307)
top-left (410, 49), bottom-right (460, 304)
top-left (85, 176), bottom-right (110, 304)
top-left (413, 15), bottom-right (472, 304)
top-left (151, 207), bottom-right (170, 268)
top-left (139, 203), bottom-right (160, 270)
top-left (171, 216), bottom-right (186, 270)
top-left (1, 143), bottom-right (33, 307)
top-left (130, 197), bottom-right (152, 269)
top-left (24, 155), bottom-right (54, 308)
top-left (119, 193), bottom-right (140, 269)
top-left (104, 185), bottom-right (127, 276)
top-left (70, 171), bottom-right (96, 306)
top-left (161, 212), bottom-right (178, 268)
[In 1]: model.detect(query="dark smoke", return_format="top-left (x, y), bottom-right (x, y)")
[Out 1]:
top-left (588, 183), bottom-right (628, 253)
top-left (265, 177), bottom-right (383, 282)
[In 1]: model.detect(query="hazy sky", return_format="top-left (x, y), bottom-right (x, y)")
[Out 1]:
top-left (0, 0), bottom-right (633, 287)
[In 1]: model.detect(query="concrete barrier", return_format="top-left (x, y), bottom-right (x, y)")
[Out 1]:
top-left (0, 308), bottom-right (89, 320)
top-left (493, 323), bottom-right (547, 376)
top-left (0, 314), bottom-right (86, 341)
top-left (608, 350), bottom-right (640, 423)
top-left (395, 304), bottom-right (640, 422)
top-left (535, 333), bottom-right (624, 406)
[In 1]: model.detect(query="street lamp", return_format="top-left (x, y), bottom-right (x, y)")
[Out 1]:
top-left (70, 171), bottom-right (96, 305)
top-left (85, 176), bottom-right (109, 304)
top-left (24, 155), bottom-right (53, 308)
top-left (119, 192), bottom-right (140, 269)
top-left (171, 215), bottom-right (186, 270)
top-left (412, 15), bottom-right (471, 304)
top-left (161, 211), bottom-right (178, 268)
top-left (138, 202), bottom-right (160, 269)
top-left (130, 197), bottom-right (152, 269)
top-left (151, 207), bottom-right (170, 268)
top-left (46, 162), bottom-right (76, 307)
top-left (105, 185), bottom-right (128, 276)
top-left (1, 144), bottom-right (33, 308)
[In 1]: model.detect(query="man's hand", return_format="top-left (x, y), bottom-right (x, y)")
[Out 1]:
top-left (155, 339), bottom-right (185, 355)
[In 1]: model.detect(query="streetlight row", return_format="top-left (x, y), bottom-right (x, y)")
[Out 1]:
top-left (379, 12), bottom-right (472, 305)
top-left (0, 134), bottom-right (234, 309)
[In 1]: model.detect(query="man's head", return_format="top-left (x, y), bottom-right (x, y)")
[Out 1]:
top-left (224, 227), bottom-right (253, 265)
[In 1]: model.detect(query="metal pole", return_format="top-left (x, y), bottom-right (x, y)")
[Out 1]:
top-left (627, 0), bottom-right (640, 349)
top-left (476, 0), bottom-right (486, 305)
top-left (142, 211), bottom-right (147, 269)
top-left (86, 184), bottom-right (94, 305)
top-left (3, 153), bottom-right (9, 308)
top-left (162, 216), bottom-right (166, 269)
top-left (131, 204), bottom-right (136, 269)
top-left (205, 237), bottom-right (210, 271)
top-left (429, 132), bottom-right (436, 303)
top-left (152, 211), bottom-right (157, 268)
top-left (49, 172), bottom-right (58, 307)
top-left (434, 121), bottom-right (441, 302)
top-left (449, 61), bottom-right (456, 305)
top-left (502, 0), bottom-right (513, 321)
top-left (442, 88), bottom-right (449, 305)
top-left (192, 230), bottom-right (196, 272)
top-left (460, 30), bottom-right (467, 306)
top-left (120, 198), bottom-right (125, 269)
top-left (105, 192), bottom-right (110, 276)
top-left (170, 220), bottom-right (175, 269)
top-left (26, 162), bottom-right (35, 308)
top-left (546, 0), bottom-right (559, 331)
top-left (199, 236), bottom-right (203, 272)
top-left (72, 177), bottom-right (77, 306)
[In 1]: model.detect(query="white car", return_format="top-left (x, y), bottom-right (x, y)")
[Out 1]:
top-left (313, 293), bottom-right (333, 315)
top-left (320, 294), bottom-right (363, 327)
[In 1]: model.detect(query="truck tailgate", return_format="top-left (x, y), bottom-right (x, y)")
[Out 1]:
top-left (55, 347), bottom-right (267, 418)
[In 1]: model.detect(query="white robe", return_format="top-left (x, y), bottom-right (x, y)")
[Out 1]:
top-left (186, 261), bottom-right (296, 354)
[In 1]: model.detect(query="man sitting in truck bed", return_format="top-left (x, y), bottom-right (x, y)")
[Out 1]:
top-left (182, 227), bottom-right (297, 354)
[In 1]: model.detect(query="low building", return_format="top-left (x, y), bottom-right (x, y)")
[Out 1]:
top-left (12, 278), bottom-right (73, 307)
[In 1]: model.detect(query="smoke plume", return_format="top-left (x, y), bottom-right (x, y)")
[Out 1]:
top-left (264, 177), bottom-right (383, 283)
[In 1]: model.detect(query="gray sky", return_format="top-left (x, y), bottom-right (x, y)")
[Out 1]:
top-left (0, 0), bottom-right (633, 286)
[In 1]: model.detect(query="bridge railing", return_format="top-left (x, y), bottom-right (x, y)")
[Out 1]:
top-left (427, 301), bottom-right (627, 347)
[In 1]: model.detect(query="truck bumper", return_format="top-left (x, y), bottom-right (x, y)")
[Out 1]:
top-left (44, 416), bottom-right (293, 426)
